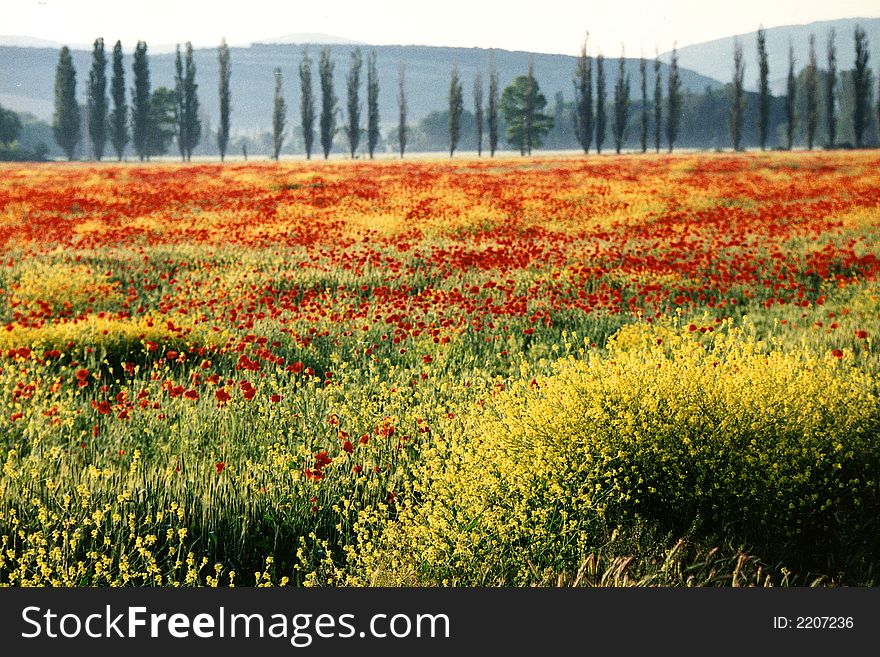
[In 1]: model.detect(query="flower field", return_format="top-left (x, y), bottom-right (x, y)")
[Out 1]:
top-left (0, 152), bottom-right (878, 586)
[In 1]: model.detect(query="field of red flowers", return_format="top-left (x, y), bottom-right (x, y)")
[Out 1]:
top-left (0, 152), bottom-right (878, 586)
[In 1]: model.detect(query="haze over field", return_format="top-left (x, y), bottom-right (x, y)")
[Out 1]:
top-left (1, 3), bottom-right (879, 157)
top-left (5, 0), bottom-right (879, 56)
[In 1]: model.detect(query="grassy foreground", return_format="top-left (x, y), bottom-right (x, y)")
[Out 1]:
top-left (0, 152), bottom-right (878, 586)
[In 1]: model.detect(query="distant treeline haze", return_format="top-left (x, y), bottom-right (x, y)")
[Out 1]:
top-left (2, 24), bottom-right (878, 160)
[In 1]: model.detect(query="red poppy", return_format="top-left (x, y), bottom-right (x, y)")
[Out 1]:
top-left (215, 461), bottom-right (226, 474)
top-left (832, 349), bottom-right (844, 358)
top-left (215, 388), bottom-right (231, 404)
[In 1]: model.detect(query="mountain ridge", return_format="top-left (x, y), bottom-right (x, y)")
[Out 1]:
top-left (660, 17), bottom-right (880, 94)
top-left (0, 42), bottom-right (721, 132)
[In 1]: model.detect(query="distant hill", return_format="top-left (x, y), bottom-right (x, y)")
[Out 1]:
top-left (661, 17), bottom-right (880, 95)
top-left (252, 33), bottom-right (365, 46)
top-left (0, 40), bottom-right (722, 136)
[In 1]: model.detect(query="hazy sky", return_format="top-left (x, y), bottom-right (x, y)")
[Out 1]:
top-left (6, 0), bottom-right (879, 55)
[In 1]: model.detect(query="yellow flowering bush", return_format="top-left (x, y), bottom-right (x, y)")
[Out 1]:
top-left (353, 321), bottom-right (880, 585)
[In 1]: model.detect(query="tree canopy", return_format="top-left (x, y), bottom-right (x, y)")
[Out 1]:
top-left (500, 73), bottom-right (553, 155)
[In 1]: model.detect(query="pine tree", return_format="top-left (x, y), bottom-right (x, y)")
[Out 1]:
top-left (806, 35), bottom-right (818, 150)
top-left (346, 48), bottom-right (362, 158)
top-left (488, 55), bottom-right (499, 156)
top-left (146, 87), bottom-right (176, 157)
top-left (612, 47), bottom-right (630, 154)
top-left (639, 57), bottom-right (648, 153)
top-left (448, 65), bottom-right (463, 157)
top-left (730, 38), bottom-right (745, 151)
top-left (653, 54), bottom-right (662, 153)
top-left (785, 43), bottom-right (796, 150)
top-left (397, 62), bottom-right (407, 158)
top-left (666, 45), bottom-right (682, 152)
top-left (473, 72), bottom-right (484, 156)
top-left (217, 39), bottom-right (231, 161)
top-left (595, 53), bottom-right (605, 153)
top-left (853, 24), bottom-right (870, 148)
top-left (272, 68), bottom-right (286, 160)
top-left (826, 28), bottom-right (837, 148)
top-left (573, 36), bottom-right (593, 153)
top-left (131, 41), bottom-right (151, 161)
top-left (299, 48), bottom-right (315, 160)
top-left (319, 48), bottom-right (336, 159)
top-left (53, 46), bottom-right (80, 160)
top-left (757, 26), bottom-right (770, 150)
top-left (87, 38), bottom-right (108, 161)
top-left (500, 70), bottom-right (554, 155)
top-left (109, 41), bottom-right (127, 161)
top-left (367, 50), bottom-right (380, 158)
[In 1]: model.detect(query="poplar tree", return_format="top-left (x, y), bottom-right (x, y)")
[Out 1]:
top-left (488, 55), bottom-right (499, 156)
top-left (319, 48), bottom-right (336, 159)
top-left (595, 53), bottom-right (605, 153)
top-left (473, 72), bottom-right (484, 156)
top-left (217, 38), bottom-right (231, 161)
top-left (397, 62), bottom-right (407, 158)
top-left (346, 48), bottom-right (362, 158)
top-left (785, 44), bottom-right (796, 150)
top-left (53, 46), bottom-right (80, 160)
top-left (639, 57), bottom-right (648, 153)
top-left (87, 37), bottom-right (108, 160)
top-left (853, 25), bottom-right (870, 148)
top-left (272, 68), bottom-right (286, 160)
top-left (299, 48), bottom-right (315, 159)
top-left (367, 50), bottom-right (380, 158)
top-left (612, 47), bottom-right (630, 154)
top-left (524, 58), bottom-right (536, 155)
top-left (806, 35), bottom-right (818, 150)
top-left (175, 46), bottom-right (186, 160)
top-left (757, 26), bottom-right (770, 150)
top-left (730, 38), bottom-right (746, 151)
top-left (182, 42), bottom-right (200, 161)
top-left (653, 54), bottom-right (662, 153)
top-left (448, 65), bottom-right (463, 157)
top-left (666, 45), bottom-right (682, 152)
top-left (573, 36), bottom-right (593, 153)
top-left (131, 41), bottom-right (151, 161)
top-left (826, 28), bottom-right (837, 148)
top-left (109, 40), bottom-right (127, 160)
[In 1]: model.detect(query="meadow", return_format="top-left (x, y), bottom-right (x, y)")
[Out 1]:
top-left (0, 152), bottom-right (878, 586)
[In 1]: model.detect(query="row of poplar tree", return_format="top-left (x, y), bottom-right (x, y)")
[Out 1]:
top-left (572, 23), bottom-right (877, 154)
top-left (53, 39), bottom-right (206, 161)
top-left (52, 36), bottom-right (540, 161)
top-left (53, 24), bottom-right (878, 161)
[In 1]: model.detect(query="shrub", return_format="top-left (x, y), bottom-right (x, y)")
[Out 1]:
top-left (354, 320), bottom-right (880, 585)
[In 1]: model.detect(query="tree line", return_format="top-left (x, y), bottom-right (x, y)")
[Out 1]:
top-left (44, 24), bottom-right (880, 161)
top-left (52, 38), bottom-right (207, 161)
